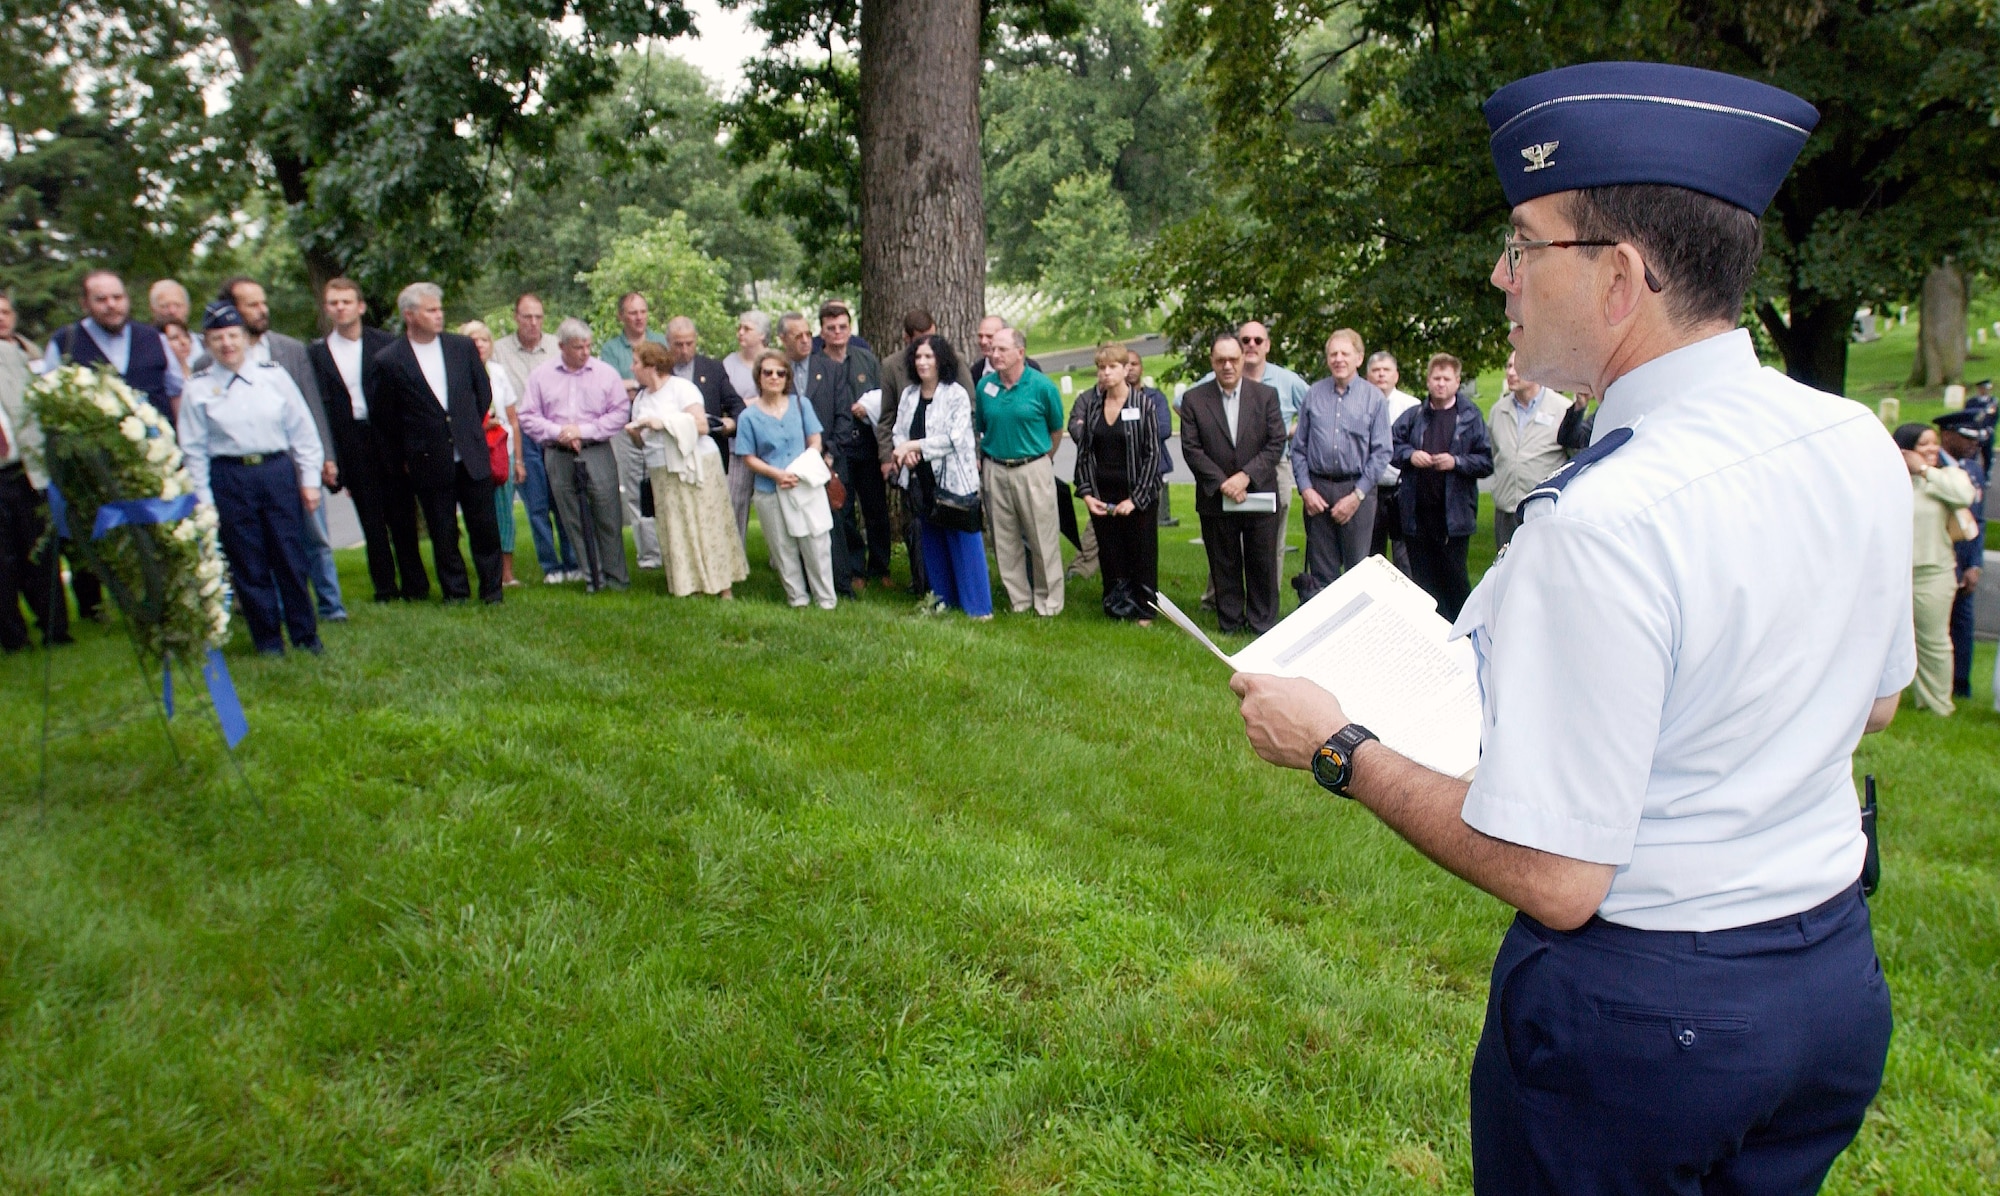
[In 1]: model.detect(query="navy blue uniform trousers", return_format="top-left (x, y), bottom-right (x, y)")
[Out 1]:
top-left (212, 456), bottom-right (319, 654)
top-left (1472, 882), bottom-right (1890, 1194)
top-left (1949, 585), bottom-right (1976, 696)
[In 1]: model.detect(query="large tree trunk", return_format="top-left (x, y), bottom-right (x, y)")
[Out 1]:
top-left (1908, 260), bottom-right (1968, 388)
top-left (857, 0), bottom-right (987, 354)
top-left (1758, 291), bottom-right (1851, 394)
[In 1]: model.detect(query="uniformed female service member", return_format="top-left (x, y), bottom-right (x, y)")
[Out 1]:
top-left (180, 301), bottom-right (326, 656)
top-left (1233, 63), bottom-right (1913, 1193)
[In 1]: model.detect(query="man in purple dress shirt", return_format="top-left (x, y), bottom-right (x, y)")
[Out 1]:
top-left (518, 318), bottom-right (630, 589)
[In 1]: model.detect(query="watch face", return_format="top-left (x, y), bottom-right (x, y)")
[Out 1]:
top-left (1311, 746), bottom-right (1348, 791)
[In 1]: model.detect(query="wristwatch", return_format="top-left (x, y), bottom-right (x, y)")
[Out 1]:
top-left (1311, 723), bottom-right (1378, 798)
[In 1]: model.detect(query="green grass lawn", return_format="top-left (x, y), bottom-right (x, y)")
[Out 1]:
top-left (2, 493), bottom-right (1994, 1193)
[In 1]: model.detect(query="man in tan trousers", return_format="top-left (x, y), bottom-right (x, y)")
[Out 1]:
top-left (975, 328), bottom-right (1067, 616)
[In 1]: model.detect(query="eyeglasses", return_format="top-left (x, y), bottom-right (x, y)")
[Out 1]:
top-left (1503, 234), bottom-right (1663, 293)
top-left (1239, 335), bottom-right (1268, 345)
top-left (759, 366), bottom-right (789, 378)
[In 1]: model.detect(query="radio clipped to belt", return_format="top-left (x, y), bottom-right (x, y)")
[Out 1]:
top-left (1860, 774), bottom-right (1880, 898)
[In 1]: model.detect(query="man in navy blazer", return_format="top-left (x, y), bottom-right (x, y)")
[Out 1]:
top-left (308, 279), bottom-right (428, 603)
top-left (369, 282), bottom-right (504, 604)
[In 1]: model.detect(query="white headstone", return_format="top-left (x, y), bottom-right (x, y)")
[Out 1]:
top-left (1060, 375), bottom-right (1074, 396)
top-left (1879, 396), bottom-right (1901, 424)
top-left (1944, 385), bottom-right (1967, 411)
top-left (1143, 375), bottom-right (1156, 389)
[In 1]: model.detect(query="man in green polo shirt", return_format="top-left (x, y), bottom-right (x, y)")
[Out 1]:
top-left (975, 327), bottom-right (1067, 616)
top-left (597, 291), bottom-right (668, 570)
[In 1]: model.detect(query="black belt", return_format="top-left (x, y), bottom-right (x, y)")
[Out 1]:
top-left (983, 452), bottom-right (1048, 468)
top-left (1310, 471), bottom-right (1361, 483)
top-left (214, 453), bottom-right (282, 466)
top-left (546, 439), bottom-right (608, 452)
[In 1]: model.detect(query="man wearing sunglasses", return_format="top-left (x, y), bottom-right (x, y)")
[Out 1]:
top-left (1192, 320), bottom-right (1309, 608)
top-left (1233, 63), bottom-right (1910, 1191)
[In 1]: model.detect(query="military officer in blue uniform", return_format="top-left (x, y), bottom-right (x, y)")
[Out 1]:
top-left (180, 301), bottom-right (326, 656)
top-left (1232, 63), bottom-right (1911, 1192)
top-left (1935, 410), bottom-right (1988, 697)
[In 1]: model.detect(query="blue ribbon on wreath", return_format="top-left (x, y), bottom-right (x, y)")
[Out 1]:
top-left (45, 482), bottom-right (247, 749)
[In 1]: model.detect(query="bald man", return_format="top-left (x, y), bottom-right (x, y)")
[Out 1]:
top-left (148, 279), bottom-right (191, 329)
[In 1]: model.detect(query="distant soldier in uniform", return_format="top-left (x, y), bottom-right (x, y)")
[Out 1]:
top-left (1934, 410), bottom-right (1988, 698)
top-left (180, 301), bottom-right (325, 656)
top-left (1234, 63), bottom-right (1910, 1192)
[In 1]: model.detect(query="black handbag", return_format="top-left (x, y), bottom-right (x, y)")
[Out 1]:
top-left (929, 486), bottom-right (983, 534)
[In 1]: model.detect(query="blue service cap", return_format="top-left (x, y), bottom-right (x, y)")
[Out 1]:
top-left (1484, 62), bottom-right (1819, 215)
top-left (201, 300), bottom-right (246, 332)
top-left (1935, 409), bottom-right (1994, 443)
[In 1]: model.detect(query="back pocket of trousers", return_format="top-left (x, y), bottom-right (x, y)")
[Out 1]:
top-left (1596, 1001), bottom-right (1750, 1051)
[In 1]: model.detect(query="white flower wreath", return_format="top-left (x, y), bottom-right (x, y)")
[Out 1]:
top-left (26, 366), bottom-right (233, 665)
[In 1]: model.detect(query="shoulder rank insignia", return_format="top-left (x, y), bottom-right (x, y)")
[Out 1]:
top-left (1522, 424), bottom-right (1631, 508)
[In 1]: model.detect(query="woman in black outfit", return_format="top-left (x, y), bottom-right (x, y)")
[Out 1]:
top-left (1070, 342), bottom-right (1162, 622)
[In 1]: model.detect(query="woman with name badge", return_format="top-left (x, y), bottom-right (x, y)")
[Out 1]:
top-left (1069, 341), bottom-right (1161, 623)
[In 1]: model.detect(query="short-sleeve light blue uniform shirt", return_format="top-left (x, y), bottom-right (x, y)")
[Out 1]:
top-left (1452, 330), bottom-right (1915, 932)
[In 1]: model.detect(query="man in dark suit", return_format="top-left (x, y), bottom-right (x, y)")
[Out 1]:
top-left (308, 278), bottom-right (427, 602)
top-left (369, 282), bottom-right (504, 604)
top-left (662, 315), bottom-right (742, 469)
top-left (1180, 332), bottom-right (1286, 634)
top-left (813, 301), bottom-right (889, 589)
top-left (782, 309), bottom-right (882, 596)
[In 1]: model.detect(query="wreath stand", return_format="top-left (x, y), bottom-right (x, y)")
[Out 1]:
top-left (34, 445), bottom-right (253, 809)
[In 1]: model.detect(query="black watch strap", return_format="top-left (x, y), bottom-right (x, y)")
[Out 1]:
top-left (1311, 723), bottom-right (1378, 798)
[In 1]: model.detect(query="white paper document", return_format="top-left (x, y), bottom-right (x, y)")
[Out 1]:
top-left (1157, 556), bottom-right (1482, 780)
top-left (1220, 492), bottom-right (1278, 514)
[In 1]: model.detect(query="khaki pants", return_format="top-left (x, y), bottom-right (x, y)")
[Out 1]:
top-left (752, 490), bottom-right (836, 609)
top-left (984, 458), bottom-right (1065, 615)
top-left (1911, 565), bottom-right (1957, 715)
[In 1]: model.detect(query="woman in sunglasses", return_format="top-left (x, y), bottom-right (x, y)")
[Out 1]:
top-left (734, 347), bottom-right (837, 608)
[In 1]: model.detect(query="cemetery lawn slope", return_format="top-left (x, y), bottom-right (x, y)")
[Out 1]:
top-left (1, 524), bottom-right (1995, 1193)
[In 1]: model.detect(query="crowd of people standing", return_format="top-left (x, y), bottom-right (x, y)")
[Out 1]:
top-left (0, 268), bottom-right (1995, 720)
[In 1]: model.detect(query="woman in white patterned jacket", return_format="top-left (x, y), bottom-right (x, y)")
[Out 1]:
top-left (891, 334), bottom-right (991, 619)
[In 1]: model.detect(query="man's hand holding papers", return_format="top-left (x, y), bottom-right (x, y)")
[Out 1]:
top-left (1157, 556), bottom-right (1613, 929)
top-left (1229, 673), bottom-right (1351, 770)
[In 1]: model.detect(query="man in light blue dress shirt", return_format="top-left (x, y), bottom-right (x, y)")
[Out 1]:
top-left (180, 301), bottom-right (325, 656)
top-left (1289, 329), bottom-right (1390, 598)
top-left (1234, 63), bottom-right (1908, 1191)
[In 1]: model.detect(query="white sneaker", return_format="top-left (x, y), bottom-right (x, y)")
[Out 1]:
top-left (543, 571), bottom-right (567, 584)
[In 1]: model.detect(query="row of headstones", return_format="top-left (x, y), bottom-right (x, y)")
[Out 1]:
top-left (1850, 307), bottom-right (2000, 350)
top-left (1878, 382), bottom-right (1978, 425)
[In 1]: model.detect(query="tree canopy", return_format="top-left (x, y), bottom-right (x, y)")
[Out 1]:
top-left (1154, 0), bottom-right (2000, 390)
top-left (0, 0), bottom-right (224, 332)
